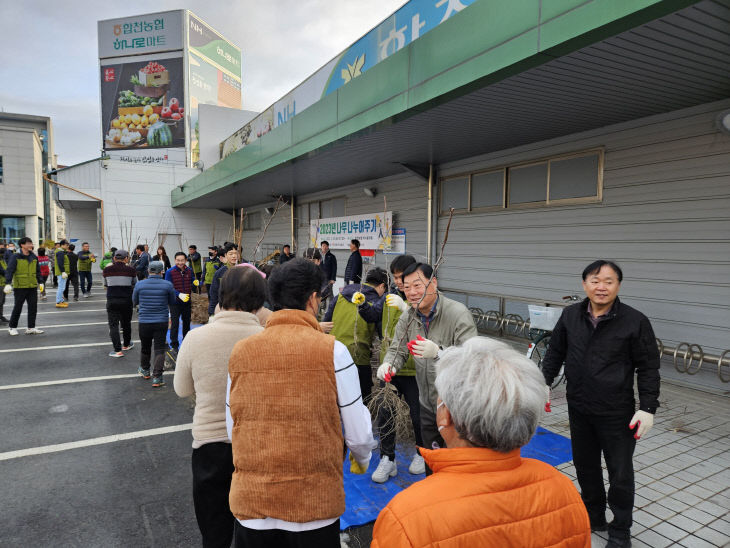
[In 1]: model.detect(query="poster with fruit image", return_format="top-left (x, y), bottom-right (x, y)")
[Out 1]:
top-left (100, 54), bottom-right (185, 149)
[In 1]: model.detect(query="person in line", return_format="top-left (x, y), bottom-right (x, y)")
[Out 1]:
top-left (100, 249), bottom-right (115, 270)
top-left (3, 237), bottom-right (44, 335)
top-left (63, 243), bottom-right (80, 302)
top-left (371, 337), bottom-right (591, 548)
top-left (207, 243), bottom-right (238, 317)
top-left (226, 258), bottom-right (374, 547)
top-left (324, 267), bottom-right (388, 403)
top-left (165, 252), bottom-right (195, 354)
top-left (343, 239), bottom-right (362, 285)
top-left (174, 266), bottom-right (267, 547)
top-left (133, 261), bottom-right (176, 387)
top-left (0, 243), bottom-right (8, 323)
top-left (541, 260), bottom-right (660, 548)
top-left (134, 244), bottom-right (151, 281)
top-left (37, 247), bottom-right (51, 302)
top-left (51, 242), bottom-right (60, 287)
top-left (319, 240), bottom-right (337, 309)
top-left (54, 239), bottom-right (70, 308)
top-left (357, 255), bottom-right (424, 483)
top-left (379, 263), bottom-right (477, 469)
top-left (203, 246), bottom-right (221, 297)
top-left (278, 244), bottom-right (293, 264)
top-left (77, 242), bottom-right (96, 298)
top-left (152, 246), bottom-right (171, 272)
top-left (103, 249), bottom-right (136, 358)
top-left (188, 245), bottom-right (203, 292)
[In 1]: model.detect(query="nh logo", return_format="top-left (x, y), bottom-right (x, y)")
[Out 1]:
top-left (191, 21), bottom-right (203, 35)
top-left (277, 101), bottom-right (296, 126)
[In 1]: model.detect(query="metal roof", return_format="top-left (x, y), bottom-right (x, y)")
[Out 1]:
top-left (174, 0), bottom-right (730, 209)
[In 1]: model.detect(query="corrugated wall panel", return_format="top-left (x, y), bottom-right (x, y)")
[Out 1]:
top-left (436, 101), bottom-right (730, 357)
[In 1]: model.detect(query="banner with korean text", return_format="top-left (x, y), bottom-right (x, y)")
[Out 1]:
top-left (310, 212), bottom-right (392, 250)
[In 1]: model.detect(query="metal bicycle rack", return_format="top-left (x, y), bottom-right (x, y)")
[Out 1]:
top-left (469, 308), bottom-right (730, 383)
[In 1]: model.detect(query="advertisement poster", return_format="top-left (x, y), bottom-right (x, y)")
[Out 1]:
top-left (309, 212), bottom-right (392, 250)
top-left (101, 54), bottom-right (186, 150)
top-left (220, 0), bottom-right (475, 159)
top-left (187, 13), bottom-right (242, 164)
top-left (98, 10), bottom-right (184, 58)
top-left (384, 227), bottom-right (406, 254)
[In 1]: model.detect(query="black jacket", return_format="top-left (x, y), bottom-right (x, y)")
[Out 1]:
top-left (320, 250), bottom-right (337, 282)
top-left (344, 251), bottom-right (362, 285)
top-left (67, 252), bottom-right (79, 275)
top-left (541, 297), bottom-right (660, 416)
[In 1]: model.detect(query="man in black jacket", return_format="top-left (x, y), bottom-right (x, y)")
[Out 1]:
top-left (541, 260), bottom-right (660, 548)
top-left (343, 239), bottom-right (362, 285)
top-left (63, 243), bottom-right (80, 302)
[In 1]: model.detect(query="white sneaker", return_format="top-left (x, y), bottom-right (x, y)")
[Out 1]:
top-left (8, 328), bottom-right (19, 336)
top-left (25, 328), bottom-right (44, 335)
top-left (408, 453), bottom-right (426, 474)
top-left (371, 456), bottom-right (397, 483)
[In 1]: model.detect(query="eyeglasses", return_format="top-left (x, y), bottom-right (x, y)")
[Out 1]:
top-left (234, 262), bottom-right (266, 278)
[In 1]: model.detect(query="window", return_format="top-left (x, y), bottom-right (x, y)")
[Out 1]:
top-left (244, 211), bottom-right (261, 231)
top-left (0, 156), bottom-right (3, 184)
top-left (439, 149), bottom-right (602, 214)
top-left (0, 216), bottom-right (26, 245)
top-left (298, 197), bottom-right (346, 224)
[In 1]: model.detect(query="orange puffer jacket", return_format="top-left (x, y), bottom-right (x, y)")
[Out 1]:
top-left (371, 447), bottom-right (590, 548)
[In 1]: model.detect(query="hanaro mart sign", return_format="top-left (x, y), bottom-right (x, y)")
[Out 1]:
top-left (310, 212), bottom-right (392, 250)
top-left (98, 10), bottom-right (184, 58)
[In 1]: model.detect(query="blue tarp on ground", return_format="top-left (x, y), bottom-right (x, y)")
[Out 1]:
top-left (340, 426), bottom-right (572, 530)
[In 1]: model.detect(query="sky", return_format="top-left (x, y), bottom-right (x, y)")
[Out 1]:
top-left (0, 0), bottom-right (406, 166)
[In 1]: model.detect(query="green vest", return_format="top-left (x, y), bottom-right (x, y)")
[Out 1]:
top-left (190, 255), bottom-right (202, 274)
top-left (100, 253), bottom-right (113, 270)
top-left (0, 258), bottom-right (6, 285)
top-left (204, 259), bottom-right (220, 284)
top-left (331, 292), bottom-right (375, 366)
top-left (381, 298), bottom-right (416, 376)
top-left (14, 256), bottom-right (38, 289)
top-left (54, 249), bottom-right (70, 276)
top-left (77, 251), bottom-right (93, 271)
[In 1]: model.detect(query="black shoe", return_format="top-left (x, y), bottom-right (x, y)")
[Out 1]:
top-left (606, 538), bottom-right (631, 548)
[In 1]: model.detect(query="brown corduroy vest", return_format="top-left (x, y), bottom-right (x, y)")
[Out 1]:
top-left (228, 309), bottom-right (345, 522)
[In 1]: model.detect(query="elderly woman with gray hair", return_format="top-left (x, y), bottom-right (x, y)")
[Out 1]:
top-left (371, 337), bottom-right (591, 548)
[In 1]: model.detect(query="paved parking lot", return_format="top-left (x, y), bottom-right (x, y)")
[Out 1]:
top-left (1, 289), bottom-right (728, 547)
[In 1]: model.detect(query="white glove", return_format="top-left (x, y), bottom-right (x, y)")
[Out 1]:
top-left (178, 293), bottom-right (190, 303)
top-left (376, 362), bottom-right (394, 381)
top-left (386, 293), bottom-right (408, 313)
top-left (411, 337), bottom-right (440, 359)
top-left (61, 272), bottom-right (68, 279)
top-left (3, 284), bottom-right (12, 294)
top-left (39, 284), bottom-right (44, 293)
top-left (629, 410), bottom-right (654, 440)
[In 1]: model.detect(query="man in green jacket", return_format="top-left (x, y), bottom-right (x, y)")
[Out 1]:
top-left (3, 237), bottom-right (44, 335)
top-left (0, 243), bottom-right (8, 323)
top-left (77, 242), bottom-right (96, 298)
top-left (203, 245), bottom-right (221, 297)
top-left (380, 262), bottom-right (478, 465)
top-left (100, 248), bottom-right (115, 270)
top-left (54, 239), bottom-right (71, 308)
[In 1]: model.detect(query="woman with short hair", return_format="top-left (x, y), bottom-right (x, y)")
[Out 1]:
top-left (371, 337), bottom-right (591, 548)
top-left (174, 266), bottom-right (268, 548)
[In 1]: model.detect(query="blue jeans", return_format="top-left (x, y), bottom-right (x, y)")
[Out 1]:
top-left (79, 271), bottom-right (93, 294)
top-left (56, 276), bottom-right (67, 303)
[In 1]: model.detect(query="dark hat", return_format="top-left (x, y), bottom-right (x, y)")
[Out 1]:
top-left (148, 261), bottom-right (164, 274)
top-left (114, 249), bottom-right (129, 260)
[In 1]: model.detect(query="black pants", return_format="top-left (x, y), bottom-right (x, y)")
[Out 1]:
top-left (63, 273), bottom-right (79, 300)
top-left (79, 271), bottom-right (93, 294)
top-left (192, 442), bottom-right (235, 548)
top-left (419, 403), bottom-right (445, 475)
top-left (0, 290), bottom-right (5, 318)
top-left (568, 406), bottom-right (636, 540)
top-left (40, 275), bottom-right (48, 298)
top-left (9, 288), bottom-right (38, 329)
top-left (139, 322), bottom-right (167, 378)
top-left (169, 302), bottom-right (191, 349)
top-left (356, 363), bottom-right (373, 403)
top-left (234, 518), bottom-right (340, 548)
top-left (107, 298), bottom-right (133, 352)
top-left (377, 376), bottom-right (423, 460)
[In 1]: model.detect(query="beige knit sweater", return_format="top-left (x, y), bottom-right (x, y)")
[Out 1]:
top-left (174, 310), bottom-right (265, 446)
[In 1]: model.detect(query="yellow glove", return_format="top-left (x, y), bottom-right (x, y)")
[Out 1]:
top-left (61, 272), bottom-right (68, 279)
top-left (178, 293), bottom-right (190, 303)
top-left (39, 284), bottom-right (45, 293)
top-left (193, 279), bottom-right (200, 286)
top-left (349, 452), bottom-right (368, 475)
top-left (351, 291), bottom-right (365, 305)
top-left (91, 257), bottom-right (96, 263)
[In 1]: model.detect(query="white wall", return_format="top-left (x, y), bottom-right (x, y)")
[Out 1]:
top-left (0, 126), bottom-right (43, 218)
top-left (198, 105), bottom-right (258, 171)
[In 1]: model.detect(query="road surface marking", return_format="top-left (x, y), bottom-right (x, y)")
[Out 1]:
top-left (0, 370), bottom-right (174, 390)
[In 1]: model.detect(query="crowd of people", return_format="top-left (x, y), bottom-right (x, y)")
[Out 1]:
top-left (1, 233), bottom-right (661, 548)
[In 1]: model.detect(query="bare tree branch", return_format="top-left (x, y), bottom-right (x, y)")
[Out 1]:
top-left (252, 196), bottom-right (285, 261)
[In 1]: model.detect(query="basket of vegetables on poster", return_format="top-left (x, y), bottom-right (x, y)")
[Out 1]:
top-left (105, 61), bottom-right (183, 148)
